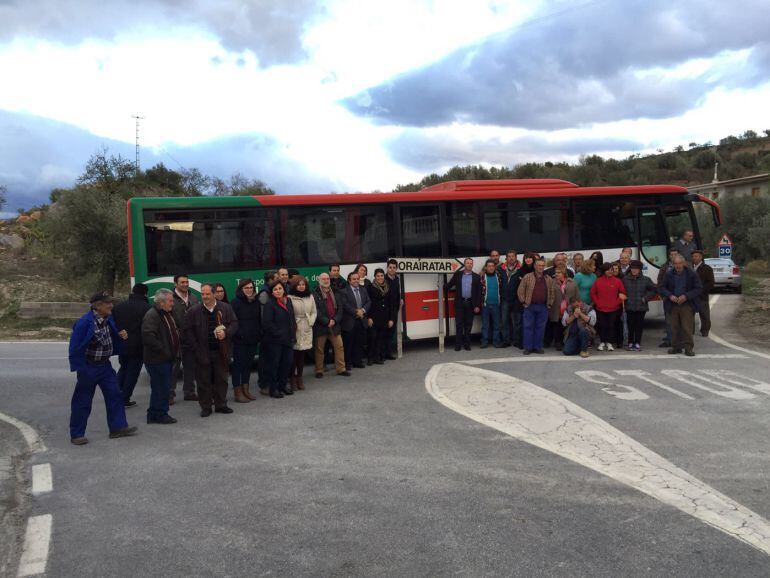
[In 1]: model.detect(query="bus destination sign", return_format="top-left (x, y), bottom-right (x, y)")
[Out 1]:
top-left (390, 257), bottom-right (462, 274)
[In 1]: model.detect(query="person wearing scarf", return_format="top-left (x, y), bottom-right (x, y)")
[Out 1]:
top-left (548, 268), bottom-right (579, 351)
top-left (142, 288), bottom-right (181, 424)
top-left (312, 273), bottom-right (348, 378)
top-left (262, 281), bottom-right (297, 398)
top-left (230, 278), bottom-right (262, 402)
top-left (366, 268), bottom-right (397, 364)
top-left (182, 283), bottom-right (238, 417)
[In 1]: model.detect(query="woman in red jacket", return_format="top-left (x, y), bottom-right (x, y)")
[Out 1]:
top-left (589, 263), bottom-right (627, 351)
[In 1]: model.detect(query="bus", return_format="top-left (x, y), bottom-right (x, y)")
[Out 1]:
top-left (127, 179), bottom-right (721, 340)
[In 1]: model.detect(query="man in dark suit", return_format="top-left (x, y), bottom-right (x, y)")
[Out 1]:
top-left (341, 271), bottom-right (371, 370)
top-left (446, 258), bottom-right (482, 351)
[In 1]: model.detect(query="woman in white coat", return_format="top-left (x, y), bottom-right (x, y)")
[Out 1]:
top-left (288, 275), bottom-right (317, 391)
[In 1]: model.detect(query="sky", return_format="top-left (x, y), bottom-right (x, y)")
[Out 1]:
top-left (1, 0), bottom-right (769, 214)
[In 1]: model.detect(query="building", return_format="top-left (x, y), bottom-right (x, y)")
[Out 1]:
top-left (687, 173), bottom-right (770, 201)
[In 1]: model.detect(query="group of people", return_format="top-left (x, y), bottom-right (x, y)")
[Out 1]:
top-left (67, 233), bottom-right (713, 444)
top-left (447, 230), bottom-right (713, 359)
top-left (67, 261), bottom-right (404, 444)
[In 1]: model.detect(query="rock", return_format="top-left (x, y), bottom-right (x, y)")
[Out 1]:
top-left (29, 211), bottom-right (42, 221)
top-left (0, 233), bottom-right (24, 251)
top-left (16, 215), bottom-right (31, 224)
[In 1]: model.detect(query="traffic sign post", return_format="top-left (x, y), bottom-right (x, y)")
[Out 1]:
top-left (389, 257), bottom-right (463, 354)
top-left (717, 233), bottom-right (733, 259)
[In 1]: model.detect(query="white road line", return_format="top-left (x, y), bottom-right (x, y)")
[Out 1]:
top-left (17, 514), bottom-right (52, 577)
top-left (460, 353), bottom-right (748, 365)
top-left (426, 362), bottom-right (770, 558)
top-left (31, 464), bottom-right (52, 495)
top-left (707, 295), bottom-right (770, 361)
top-left (0, 412), bottom-right (46, 454)
top-left (0, 357), bottom-right (68, 360)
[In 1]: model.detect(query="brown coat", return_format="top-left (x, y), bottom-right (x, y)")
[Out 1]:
top-left (183, 301), bottom-right (238, 362)
top-left (517, 272), bottom-right (557, 308)
top-left (549, 278), bottom-right (579, 322)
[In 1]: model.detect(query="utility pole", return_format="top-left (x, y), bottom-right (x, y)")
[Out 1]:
top-left (712, 145), bottom-right (719, 183)
top-left (132, 115), bottom-right (145, 177)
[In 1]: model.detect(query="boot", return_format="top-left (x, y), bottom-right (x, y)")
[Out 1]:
top-left (233, 386), bottom-right (250, 403)
top-left (242, 383), bottom-right (257, 401)
top-left (288, 376), bottom-right (297, 391)
top-left (295, 375), bottom-right (305, 390)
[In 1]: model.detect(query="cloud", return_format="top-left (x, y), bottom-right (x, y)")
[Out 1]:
top-left (386, 130), bottom-right (644, 172)
top-left (345, 0), bottom-right (770, 130)
top-left (0, 110), bottom-right (342, 211)
top-left (0, 0), bottom-right (323, 66)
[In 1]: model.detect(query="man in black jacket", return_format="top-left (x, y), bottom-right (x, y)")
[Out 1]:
top-left (500, 251), bottom-right (522, 348)
top-left (112, 283), bottom-right (151, 407)
top-left (183, 283), bottom-right (239, 417)
top-left (384, 259), bottom-right (403, 359)
top-left (141, 289), bottom-right (180, 424)
top-left (446, 258), bottom-right (482, 351)
top-left (692, 249), bottom-right (715, 337)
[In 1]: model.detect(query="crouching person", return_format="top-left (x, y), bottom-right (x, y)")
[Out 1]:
top-left (561, 296), bottom-right (597, 358)
top-left (142, 289), bottom-right (180, 424)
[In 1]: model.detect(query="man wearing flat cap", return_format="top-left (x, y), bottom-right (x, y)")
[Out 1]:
top-left (68, 291), bottom-right (138, 445)
top-left (691, 249), bottom-right (715, 337)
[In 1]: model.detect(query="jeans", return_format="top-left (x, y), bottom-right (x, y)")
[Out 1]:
top-left (481, 303), bottom-right (502, 346)
top-left (145, 362), bottom-right (172, 421)
top-left (262, 342), bottom-right (294, 394)
top-left (563, 328), bottom-right (590, 355)
top-left (500, 300), bottom-right (521, 346)
top-left (522, 303), bottom-right (548, 351)
top-left (117, 354), bottom-right (143, 403)
top-left (70, 362), bottom-right (128, 438)
top-left (231, 342), bottom-right (259, 388)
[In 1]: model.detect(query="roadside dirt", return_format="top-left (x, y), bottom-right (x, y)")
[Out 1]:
top-left (733, 277), bottom-right (770, 350)
top-left (0, 251), bottom-right (87, 340)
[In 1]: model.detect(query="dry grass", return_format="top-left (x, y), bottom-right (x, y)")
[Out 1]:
top-left (734, 274), bottom-right (770, 348)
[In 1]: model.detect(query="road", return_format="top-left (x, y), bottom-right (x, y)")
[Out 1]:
top-left (1, 294), bottom-right (769, 577)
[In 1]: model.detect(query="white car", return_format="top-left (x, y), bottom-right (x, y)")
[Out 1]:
top-left (704, 258), bottom-right (742, 293)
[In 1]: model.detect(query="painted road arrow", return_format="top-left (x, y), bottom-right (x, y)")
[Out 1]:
top-left (425, 362), bottom-right (770, 557)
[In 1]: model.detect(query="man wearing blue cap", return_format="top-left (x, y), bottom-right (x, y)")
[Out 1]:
top-left (68, 291), bottom-right (139, 445)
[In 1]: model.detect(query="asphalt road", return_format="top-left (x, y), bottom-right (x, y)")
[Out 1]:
top-left (1, 294), bottom-right (769, 577)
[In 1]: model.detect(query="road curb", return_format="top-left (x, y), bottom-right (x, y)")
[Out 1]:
top-left (0, 421), bottom-right (32, 577)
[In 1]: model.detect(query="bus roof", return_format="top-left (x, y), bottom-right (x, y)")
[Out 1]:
top-left (129, 181), bottom-right (691, 209)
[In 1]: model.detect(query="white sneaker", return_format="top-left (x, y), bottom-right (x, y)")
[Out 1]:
top-left (597, 342), bottom-right (606, 351)
top-left (607, 343), bottom-right (615, 352)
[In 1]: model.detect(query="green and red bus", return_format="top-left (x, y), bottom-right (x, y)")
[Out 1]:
top-left (127, 179), bottom-right (720, 340)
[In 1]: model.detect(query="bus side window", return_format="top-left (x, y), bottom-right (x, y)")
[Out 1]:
top-left (573, 200), bottom-right (636, 249)
top-left (447, 202), bottom-right (480, 255)
top-left (401, 205), bottom-right (441, 257)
